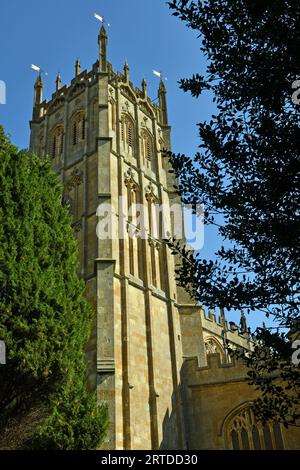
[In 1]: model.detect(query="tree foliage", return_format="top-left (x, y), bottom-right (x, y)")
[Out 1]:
top-left (167, 0), bottom-right (300, 426)
top-left (0, 126), bottom-right (108, 449)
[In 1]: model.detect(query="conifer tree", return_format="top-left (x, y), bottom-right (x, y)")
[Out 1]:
top-left (0, 126), bottom-right (108, 449)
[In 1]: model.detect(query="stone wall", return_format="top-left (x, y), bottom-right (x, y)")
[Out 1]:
top-left (181, 353), bottom-right (300, 450)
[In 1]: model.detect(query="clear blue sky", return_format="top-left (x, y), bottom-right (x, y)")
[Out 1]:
top-left (0, 0), bottom-right (270, 330)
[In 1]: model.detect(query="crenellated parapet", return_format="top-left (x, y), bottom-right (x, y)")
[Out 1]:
top-left (178, 304), bottom-right (251, 369)
top-left (201, 308), bottom-right (251, 349)
top-left (182, 352), bottom-right (250, 387)
top-left (31, 58), bottom-right (164, 129)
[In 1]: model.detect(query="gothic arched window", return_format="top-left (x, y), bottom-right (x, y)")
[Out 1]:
top-left (125, 171), bottom-right (143, 280)
top-left (223, 404), bottom-right (284, 450)
top-left (141, 130), bottom-right (155, 171)
top-left (145, 188), bottom-right (164, 290)
top-left (121, 114), bottom-right (135, 156)
top-left (204, 337), bottom-right (225, 362)
top-left (128, 120), bottom-right (133, 147)
top-left (71, 111), bottom-right (85, 146)
top-left (50, 125), bottom-right (64, 160)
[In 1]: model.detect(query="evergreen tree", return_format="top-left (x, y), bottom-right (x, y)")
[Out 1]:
top-left (167, 0), bottom-right (300, 426)
top-left (0, 126), bottom-right (108, 449)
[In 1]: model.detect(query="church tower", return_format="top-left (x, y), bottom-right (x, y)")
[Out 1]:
top-left (29, 26), bottom-right (190, 450)
top-left (29, 25), bottom-right (299, 451)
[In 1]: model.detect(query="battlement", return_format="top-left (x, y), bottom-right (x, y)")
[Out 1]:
top-left (33, 59), bottom-right (162, 123)
top-left (201, 308), bottom-right (250, 348)
top-left (182, 352), bottom-right (250, 387)
top-left (178, 304), bottom-right (251, 373)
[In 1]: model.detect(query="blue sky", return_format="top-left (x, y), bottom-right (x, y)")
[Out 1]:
top-left (0, 0), bottom-right (270, 330)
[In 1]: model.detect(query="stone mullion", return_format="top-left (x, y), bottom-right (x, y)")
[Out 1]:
top-left (257, 423), bottom-right (265, 450)
top-left (269, 424), bottom-right (276, 450)
top-left (237, 429), bottom-right (243, 450)
top-left (246, 410), bottom-right (255, 450)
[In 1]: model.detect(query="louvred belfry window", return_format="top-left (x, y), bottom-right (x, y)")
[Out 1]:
top-left (72, 111), bottom-right (85, 146)
top-left (128, 121), bottom-right (133, 147)
top-left (50, 125), bottom-right (64, 159)
top-left (121, 114), bottom-right (135, 156)
top-left (141, 130), bottom-right (155, 171)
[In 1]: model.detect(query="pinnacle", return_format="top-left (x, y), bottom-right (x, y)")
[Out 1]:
top-left (100, 25), bottom-right (107, 37)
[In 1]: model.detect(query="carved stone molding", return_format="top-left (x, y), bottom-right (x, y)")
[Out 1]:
top-left (124, 167), bottom-right (138, 190)
top-left (145, 181), bottom-right (157, 202)
top-left (121, 100), bottom-right (130, 113)
top-left (97, 358), bottom-right (115, 374)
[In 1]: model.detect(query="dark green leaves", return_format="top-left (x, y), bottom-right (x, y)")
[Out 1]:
top-left (167, 0), bottom-right (300, 426)
top-left (0, 126), bottom-right (108, 449)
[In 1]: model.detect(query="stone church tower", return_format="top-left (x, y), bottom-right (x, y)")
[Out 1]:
top-left (29, 26), bottom-right (300, 450)
top-left (30, 25), bottom-right (189, 450)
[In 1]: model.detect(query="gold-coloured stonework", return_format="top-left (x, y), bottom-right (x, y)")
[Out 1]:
top-left (29, 26), bottom-right (300, 451)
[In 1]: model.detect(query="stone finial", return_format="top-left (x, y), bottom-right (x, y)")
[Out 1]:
top-left (75, 58), bottom-right (81, 76)
top-left (239, 310), bottom-right (248, 334)
top-left (99, 25), bottom-right (107, 38)
top-left (34, 74), bottom-right (43, 88)
top-left (56, 73), bottom-right (62, 91)
top-left (98, 26), bottom-right (108, 73)
top-left (159, 78), bottom-right (166, 93)
top-left (32, 74), bottom-right (43, 120)
top-left (208, 310), bottom-right (216, 322)
top-left (158, 79), bottom-right (168, 125)
top-left (229, 321), bottom-right (239, 332)
top-left (107, 62), bottom-right (112, 79)
top-left (142, 78), bottom-right (147, 97)
top-left (33, 74), bottom-right (43, 107)
top-left (124, 62), bottom-right (129, 82)
top-left (220, 307), bottom-right (227, 328)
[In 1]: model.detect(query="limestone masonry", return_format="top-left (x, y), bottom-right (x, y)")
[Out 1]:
top-left (29, 26), bottom-right (300, 450)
